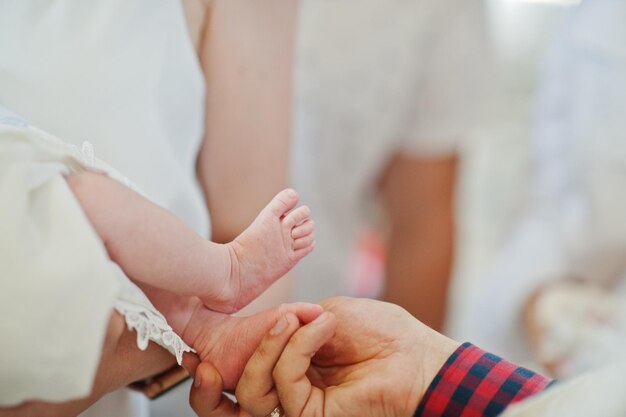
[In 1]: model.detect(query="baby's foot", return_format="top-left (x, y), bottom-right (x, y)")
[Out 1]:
top-left (204, 189), bottom-right (315, 313)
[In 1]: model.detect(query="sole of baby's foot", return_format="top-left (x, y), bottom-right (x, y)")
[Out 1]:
top-left (217, 189), bottom-right (315, 312)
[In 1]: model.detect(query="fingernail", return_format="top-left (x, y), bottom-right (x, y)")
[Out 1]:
top-left (194, 374), bottom-right (202, 388)
top-left (270, 316), bottom-right (289, 335)
top-left (312, 312), bottom-right (329, 325)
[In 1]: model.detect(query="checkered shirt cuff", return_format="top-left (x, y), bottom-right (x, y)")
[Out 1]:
top-left (414, 342), bottom-right (554, 417)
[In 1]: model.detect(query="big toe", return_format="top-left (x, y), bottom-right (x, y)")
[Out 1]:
top-left (266, 188), bottom-right (299, 217)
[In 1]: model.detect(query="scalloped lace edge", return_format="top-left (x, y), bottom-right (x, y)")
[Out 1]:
top-left (19, 129), bottom-right (196, 365)
top-left (114, 301), bottom-right (195, 365)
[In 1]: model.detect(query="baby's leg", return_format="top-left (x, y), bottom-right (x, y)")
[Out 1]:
top-left (210, 188), bottom-right (315, 312)
top-left (68, 172), bottom-right (315, 313)
top-left (66, 171), bottom-right (233, 298)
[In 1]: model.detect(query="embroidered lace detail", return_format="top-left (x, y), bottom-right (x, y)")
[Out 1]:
top-left (81, 141), bottom-right (96, 166)
top-left (65, 139), bottom-right (134, 190)
top-left (21, 126), bottom-right (135, 191)
top-left (15, 128), bottom-right (195, 365)
top-left (70, 141), bottom-right (193, 363)
top-left (114, 301), bottom-right (194, 365)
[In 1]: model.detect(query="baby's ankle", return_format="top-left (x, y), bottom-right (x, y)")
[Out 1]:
top-left (196, 242), bottom-right (244, 314)
top-left (224, 241), bottom-right (242, 285)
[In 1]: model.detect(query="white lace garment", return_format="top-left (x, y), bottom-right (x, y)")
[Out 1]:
top-left (0, 109), bottom-right (192, 406)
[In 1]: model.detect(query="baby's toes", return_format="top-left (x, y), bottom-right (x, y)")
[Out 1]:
top-left (291, 220), bottom-right (315, 239)
top-left (284, 205), bottom-right (311, 229)
top-left (293, 233), bottom-right (315, 251)
top-left (267, 188), bottom-right (300, 218)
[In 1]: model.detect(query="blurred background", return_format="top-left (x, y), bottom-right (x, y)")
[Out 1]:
top-left (3, 0), bottom-right (624, 415)
top-left (154, 0), bottom-right (626, 414)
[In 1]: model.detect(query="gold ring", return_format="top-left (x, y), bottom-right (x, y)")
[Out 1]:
top-left (265, 405), bottom-right (285, 417)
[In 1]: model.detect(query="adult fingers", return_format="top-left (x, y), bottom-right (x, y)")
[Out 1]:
top-left (286, 302), bottom-right (324, 324)
top-left (190, 361), bottom-right (250, 417)
top-left (273, 312), bottom-right (337, 417)
top-left (234, 302), bottom-right (323, 326)
top-left (214, 302), bottom-right (323, 389)
top-left (236, 313), bottom-right (301, 416)
top-left (182, 351), bottom-right (201, 378)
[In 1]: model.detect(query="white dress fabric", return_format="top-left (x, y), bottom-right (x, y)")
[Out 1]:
top-left (0, 0), bottom-right (207, 414)
top-left (467, 0), bottom-right (626, 368)
top-left (0, 114), bottom-right (193, 405)
top-left (502, 356), bottom-right (626, 417)
top-left (291, 0), bottom-right (492, 300)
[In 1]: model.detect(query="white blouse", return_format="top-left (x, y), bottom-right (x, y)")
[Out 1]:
top-left (0, 0), bottom-right (206, 413)
top-left (0, 113), bottom-right (193, 404)
top-left (292, 0), bottom-right (492, 299)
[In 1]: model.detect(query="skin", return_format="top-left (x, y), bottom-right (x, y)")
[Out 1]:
top-left (181, 301), bottom-right (324, 390)
top-left (379, 155), bottom-right (458, 330)
top-left (137, 288), bottom-right (326, 390)
top-left (0, 312), bottom-right (176, 417)
top-left (66, 172), bottom-right (314, 313)
top-left (197, 0), bottom-right (458, 331)
top-left (188, 297), bottom-right (460, 417)
top-left (0, 301), bottom-right (324, 416)
top-left (1, 0), bottom-right (457, 412)
top-left (197, 0), bottom-right (297, 244)
top-left (2, 0), bottom-right (301, 412)
top-left (185, 0), bottom-right (299, 317)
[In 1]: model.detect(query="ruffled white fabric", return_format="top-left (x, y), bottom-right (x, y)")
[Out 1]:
top-left (0, 111), bottom-right (192, 406)
top-left (112, 264), bottom-right (193, 366)
top-left (0, 1), bottom-right (206, 413)
top-left (21, 120), bottom-right (194, 363)
top-left (502, 358), bottom-right (626, 417)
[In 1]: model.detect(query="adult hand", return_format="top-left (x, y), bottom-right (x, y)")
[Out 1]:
top-left (523, 281), bottom-right (619, 378)
top-left (180, 301), bottom-right (324, 390)
top-left (189, 297), bottom-right (460, 417)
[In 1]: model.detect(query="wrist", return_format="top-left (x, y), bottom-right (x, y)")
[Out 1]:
top-left (140, 283), bottom-right (203, 336)
top-left (406, 322), bottom-right (460, 415)
top-left (180, 300), bottom-right (227, 350)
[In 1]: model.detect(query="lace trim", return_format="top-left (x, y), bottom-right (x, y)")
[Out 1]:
top-left (76, 141), bottom-right (194, 364)
top-left (15, 128), bottom-right (195, 365)
top-left (68, 140), bottom-right (134, 190)
top-left (114, 301), bottom-right (195, 365)
top-left (17, 124), bottom-right (135, 190)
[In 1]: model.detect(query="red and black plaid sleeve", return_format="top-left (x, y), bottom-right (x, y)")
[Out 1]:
top-left (414, 342), bottom-right (554, 417)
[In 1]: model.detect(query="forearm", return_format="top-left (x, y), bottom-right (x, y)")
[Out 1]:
top-left (0, 311), bottom-right (176, 417)
top-left (383, 222), bottom-right (454, 331)
top-left (379, 154), bottom-right (457, 331)
top-left (196, 0), bottom-right (296, 243)
top-left (66, 171), bottom-right (233, 296)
